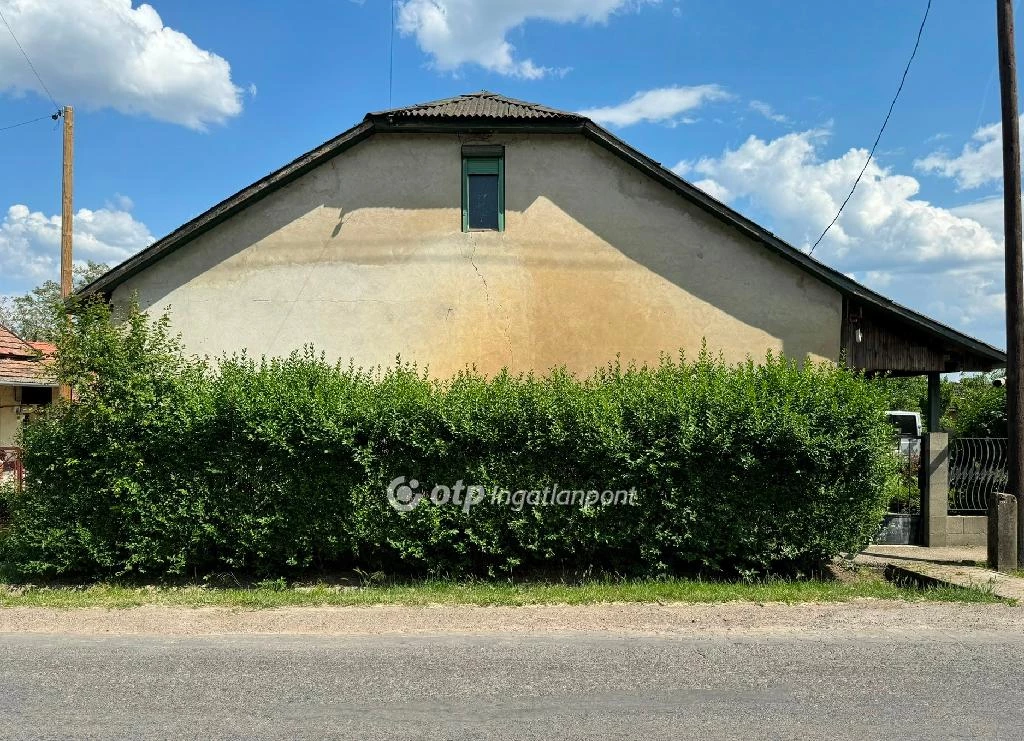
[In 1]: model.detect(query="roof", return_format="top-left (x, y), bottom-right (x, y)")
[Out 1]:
top-left (28, 341), bottom-right (56, 356)
top-left (369, 91), bottom-right (582, 122)
top-left (0, 325), bottom-right (35, 358)
top-left (78, 91), bottom-right (1007, 368)
top-left (0, 325), bottom-right (56, 387)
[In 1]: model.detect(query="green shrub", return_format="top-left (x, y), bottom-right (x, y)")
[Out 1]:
top-left (0, 301), bottom-right (896, 580)
top-left (943, 373), bottom-right (1007, 438)
top-left (872, 375), bottom-right (930, 417)
top-left (871, 372), bottom-right (1007, 439)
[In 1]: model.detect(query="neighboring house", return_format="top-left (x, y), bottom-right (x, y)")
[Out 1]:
top-left (79, 92), bottom-right (1005, 397)
top-left (0, 325), bottom-right (56, 449)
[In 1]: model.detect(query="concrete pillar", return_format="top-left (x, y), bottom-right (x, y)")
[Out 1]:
top-left (926, 371), bottom-right (942, 433)
top-left (988, 493), bottom-right (1018, 572)
top-left (921, 432), bottom-right (948, 547)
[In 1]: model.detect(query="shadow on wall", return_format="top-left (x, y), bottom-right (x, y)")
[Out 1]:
top-left (120, 133), bottom-right (839, 365)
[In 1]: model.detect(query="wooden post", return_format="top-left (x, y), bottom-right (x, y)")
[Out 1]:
top-left (60, 105), bottom-right (73, 299)
top-left (997, 0), bottom-right (1024, 564)
top-left (59, 105), bottom-right (73, 402)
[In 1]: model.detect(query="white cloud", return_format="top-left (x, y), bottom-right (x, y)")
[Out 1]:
top-left (915, 121), bottom-right (1003, 190)
top-left (397, 0), bottom-right (653, 78)
top-left (685, 129), bottom-right (1001, 270)
top-left (864, 270), bottom-right (893, 287)
top-left (580, 85), bottom-right (730, 127)
top-left (681, 129), bottom-right (1006, 343)
top-left (0, 201), bottom-right (152, 291)
top-left (749, 100), bottom-right (788, 124)
top-left (920, 264), bottom-right (1005, 330)
top-left (951, 197), bottom-right (1004, 240)
top-left (0, 0), bottom-right (243, 129)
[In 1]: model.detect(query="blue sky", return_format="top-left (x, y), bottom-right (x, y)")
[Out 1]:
top-left (0, 0), bottom-right (1014, 347)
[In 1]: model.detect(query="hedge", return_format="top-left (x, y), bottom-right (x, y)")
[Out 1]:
top-left (0, 301), bottom-right (896, 580)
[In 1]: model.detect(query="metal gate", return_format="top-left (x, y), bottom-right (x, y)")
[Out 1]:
top-left (949, 438), bottom-right (1008, 514)
top-left (875, 435), bottom-right (922, 545)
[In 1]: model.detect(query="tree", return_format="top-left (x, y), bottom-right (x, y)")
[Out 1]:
top-left (872, 372), bottom-right (1008, 438)
top-left (943, 372), bottom-right (1008, 438)
top-left (0, 261), bottom-right (108, 342)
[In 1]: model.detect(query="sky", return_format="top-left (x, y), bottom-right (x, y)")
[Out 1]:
top-left (0, 0), bottom-right (1015, 349)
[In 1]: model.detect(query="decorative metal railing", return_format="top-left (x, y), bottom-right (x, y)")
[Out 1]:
top-left (0, 446), bottom-right (23, 492)
top-left (948, 437), bottom-right (1008, 515)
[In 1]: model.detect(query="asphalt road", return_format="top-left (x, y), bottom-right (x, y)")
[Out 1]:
top-left (1, 629), bottom-right (1023, 740)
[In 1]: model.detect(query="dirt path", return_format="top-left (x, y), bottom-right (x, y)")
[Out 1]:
top-left (0, 599), bottom-right (1020, 637)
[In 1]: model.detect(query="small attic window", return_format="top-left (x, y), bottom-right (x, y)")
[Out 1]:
top-left (462, 145), bottom-right (504, 232)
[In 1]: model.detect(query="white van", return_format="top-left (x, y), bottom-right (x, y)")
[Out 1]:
top-left (885, 411), bottom-right (922, 456)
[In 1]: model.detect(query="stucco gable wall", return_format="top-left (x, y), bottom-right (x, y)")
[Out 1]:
top-left (0, 385), bottom-right (18, 448)
top-left (111, 132), bottom-right (842, 376)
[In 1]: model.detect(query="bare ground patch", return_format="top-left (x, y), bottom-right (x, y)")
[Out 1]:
top-left (0, 599), bottom-right (1020, 638)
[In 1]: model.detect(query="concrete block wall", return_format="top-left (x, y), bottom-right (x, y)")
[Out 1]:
top-left (922, 433), bottom-right (989, 549)
top-left (945, 516), bottom-right (987, 547)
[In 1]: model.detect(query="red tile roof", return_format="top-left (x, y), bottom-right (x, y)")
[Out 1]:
top-left (0, 326), bottom-right (35, 358)
top-left (28, 341), bottom-right (57, 357)
top-left (0, 357), bottom-right (54, 384)
top-left (0, 326), bottom-right (56, 385)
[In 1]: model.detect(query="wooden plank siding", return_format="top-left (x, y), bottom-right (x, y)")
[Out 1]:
top-left (843, 298), bottom-right (998, 374)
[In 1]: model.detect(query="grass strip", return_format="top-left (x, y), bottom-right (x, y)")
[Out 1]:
top-left (0, 573), bottom-right (1007, 610)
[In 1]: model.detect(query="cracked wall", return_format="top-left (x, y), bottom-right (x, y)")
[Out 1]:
top-left (111, 133), bottom-right (843, 376)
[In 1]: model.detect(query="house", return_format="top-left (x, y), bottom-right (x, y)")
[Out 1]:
top-left (0, 325), bottom-right (56, 460)
top-left (79, 91), bottom-right (1005, 428)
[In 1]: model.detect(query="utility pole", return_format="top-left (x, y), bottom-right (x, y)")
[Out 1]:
top-left (59, 105), bottom-right (73, 402)
top-left (996, 0), bottom-right (1024, 563)
top-left (59, 105), bottom-right (73, 299)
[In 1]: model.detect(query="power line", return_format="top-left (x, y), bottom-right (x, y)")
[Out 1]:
top-left (0, 6), bottom-right (61, 114)
top-left (808, 0), bottom-right (932, 257)
top-left (0, 112), bottom-right (55, 133)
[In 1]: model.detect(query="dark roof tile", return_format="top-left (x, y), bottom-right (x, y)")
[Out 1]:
top-left (369, 91), bottom-right (581, 121)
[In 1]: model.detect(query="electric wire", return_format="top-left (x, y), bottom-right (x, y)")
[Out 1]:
top-left (808, 0), bottom-right (932, 256)
top-left (0, 6), bottom-right (61, 114)
top-left (0, 113), bottom-right (54, 133)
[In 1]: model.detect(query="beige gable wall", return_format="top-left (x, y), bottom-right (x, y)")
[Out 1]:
top-left (111, 133), bottom-right (842, 376)
top-left (0, 386), bottom-right (19, 448)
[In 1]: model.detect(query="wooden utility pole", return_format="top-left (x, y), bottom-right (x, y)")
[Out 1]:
top-left (59, 105), bottom-right (73, 299)
top-left (996, 0), bottom-right (1024, 563)
top-left (59, 105), bottom-right (73, 402)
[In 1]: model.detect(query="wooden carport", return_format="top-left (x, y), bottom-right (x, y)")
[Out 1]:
top-left (842, 297), bottom-right (1006, 430)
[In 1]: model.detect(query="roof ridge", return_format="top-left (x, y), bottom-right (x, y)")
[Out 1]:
top-left (369, 90), bottom-right (580, 120)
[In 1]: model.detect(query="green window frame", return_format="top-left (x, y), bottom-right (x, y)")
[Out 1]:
top-left (461, 146), bottom-right (505, 232)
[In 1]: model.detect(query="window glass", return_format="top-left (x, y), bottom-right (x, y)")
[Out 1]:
top-left (467, 173), bottom-right (500, 230)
